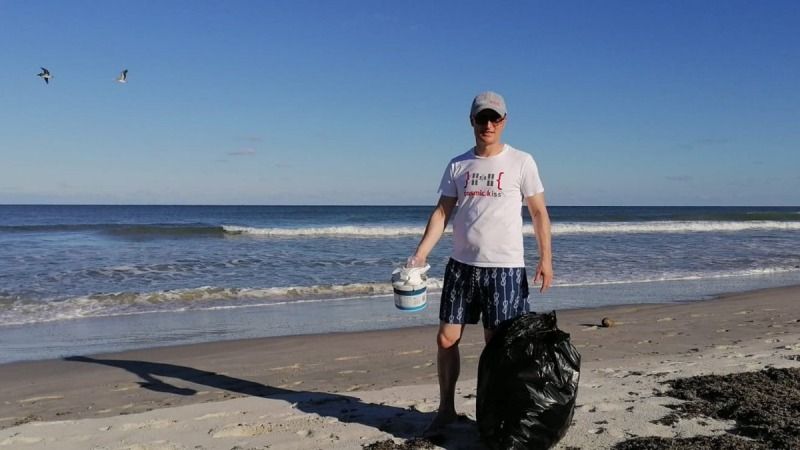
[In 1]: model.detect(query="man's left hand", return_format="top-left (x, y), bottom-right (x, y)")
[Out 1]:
top-left (533, 260), bottom-right (553, 293)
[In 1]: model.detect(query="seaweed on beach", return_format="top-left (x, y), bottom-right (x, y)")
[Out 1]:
top-left (613, 434), bottom-right (767, 450)
top-left (614, 367), bottom-right (800, 450)
top-left (362, 437), bottom-right (436, 449)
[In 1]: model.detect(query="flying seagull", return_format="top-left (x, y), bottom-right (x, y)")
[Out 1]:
top-left (37, 67), bottom-right (52, 84)
top-left (116, 69), bottom-right (128, 83)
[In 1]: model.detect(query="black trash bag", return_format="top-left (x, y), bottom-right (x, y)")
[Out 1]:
top-left (477, 311), bottom-right (581, 449)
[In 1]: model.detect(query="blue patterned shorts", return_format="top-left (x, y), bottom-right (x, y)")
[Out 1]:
top-left (439, 258), bottom-right (531, 329)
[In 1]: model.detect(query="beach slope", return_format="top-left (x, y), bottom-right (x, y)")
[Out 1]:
top-left (1, 286), bottom-right (798, 449)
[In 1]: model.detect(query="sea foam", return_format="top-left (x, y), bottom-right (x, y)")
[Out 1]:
top-left (221, 221), bottom-right (800, 238)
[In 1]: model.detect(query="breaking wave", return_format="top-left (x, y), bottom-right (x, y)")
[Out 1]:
top-left (3, 220), bottom-right (798, 239)
top-left (224, 221), bottom-right (800, 237)
top-left (0, 280), bottom-right (445, 325)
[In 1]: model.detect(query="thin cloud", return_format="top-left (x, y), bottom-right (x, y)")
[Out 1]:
top-left (696, 138), bottom-right (730, 146)
top-left (678, 138), bottom-right (730, 150)
top-left (666, 175), bottom-right (693, 182)
top-left (727, 177), bottom-right (758, 187)
top-left (228, 148), bottom-right (257, 156)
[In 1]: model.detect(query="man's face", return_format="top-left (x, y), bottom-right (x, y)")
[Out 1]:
top-left (471, 109), bottom-right (506, 146)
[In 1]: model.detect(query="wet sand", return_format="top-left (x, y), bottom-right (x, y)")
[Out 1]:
top-left (0, 285), bottom-right (798, 449)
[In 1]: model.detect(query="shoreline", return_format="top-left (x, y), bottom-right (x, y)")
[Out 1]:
top-left (1, 283), bottom-right (797, 370)
top-left (3, 276), bottom-right (800, 365)
top-left (1, 284), bottom-right (798, 448)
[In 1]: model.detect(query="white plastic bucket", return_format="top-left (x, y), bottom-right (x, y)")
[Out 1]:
top-left (393, 283), bottom-right (428, 312)
top-left (392, 264), bottom-right (430, 312)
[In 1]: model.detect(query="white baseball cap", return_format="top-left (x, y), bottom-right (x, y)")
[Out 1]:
top-left (470, 91), bottom-right (507, 117)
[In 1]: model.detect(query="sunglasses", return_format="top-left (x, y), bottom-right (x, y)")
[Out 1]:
top-left (473, 112), bottom-right (506, 126)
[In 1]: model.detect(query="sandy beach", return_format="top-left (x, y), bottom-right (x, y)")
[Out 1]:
top-left (1, 285), bottom-right (798, 449)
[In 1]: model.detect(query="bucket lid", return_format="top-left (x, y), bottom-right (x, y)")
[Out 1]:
top-left (392, 264), bottom-right (430, 285)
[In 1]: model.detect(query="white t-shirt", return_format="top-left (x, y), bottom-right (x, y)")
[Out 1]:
top-left (438, 144), bottom-right (544, 268)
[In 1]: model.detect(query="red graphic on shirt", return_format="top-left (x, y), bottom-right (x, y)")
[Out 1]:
top-left (463, 171), bottom-right (505, 198)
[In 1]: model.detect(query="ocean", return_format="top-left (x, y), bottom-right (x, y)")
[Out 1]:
top-left (1, 205), bottom-right (799, 363)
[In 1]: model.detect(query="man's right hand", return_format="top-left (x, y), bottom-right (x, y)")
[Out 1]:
top-left (407, 255), bottom-right (426, 268)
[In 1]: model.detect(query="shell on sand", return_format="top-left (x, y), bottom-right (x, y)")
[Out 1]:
top-left (601, 317), bottom-right (615, 328)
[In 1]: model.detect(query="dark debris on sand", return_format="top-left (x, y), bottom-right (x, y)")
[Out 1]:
top-left (614, 434), bottom-right (767, 450)
top-left (614, 367), bottom-right (800, 450)
top-left (362, 437), bottom-right (437, 450)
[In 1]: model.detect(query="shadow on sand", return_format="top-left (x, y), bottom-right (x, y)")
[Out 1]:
top-left (64, 355), bottom-right (483, 449)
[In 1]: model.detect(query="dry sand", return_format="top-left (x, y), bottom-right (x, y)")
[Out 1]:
top-left (0, 285), bottom-right (798, 449)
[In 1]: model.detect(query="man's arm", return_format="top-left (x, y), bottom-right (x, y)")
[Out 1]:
top-left (526, 193), bottom-right (553, 293)
top-left (412, 195), bottom-right (458, 265)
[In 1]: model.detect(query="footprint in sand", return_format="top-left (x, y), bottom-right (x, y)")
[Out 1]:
top-left (413, 362), bottom-right (434, 369)
top-left (335, 356), bottom-right (364, 361)
top-left (119, 419), bottom-right (176, 431)
top-left (118, 440), bottom-right (181, 450)
top-left (0, 435), bottom-right (44, 445)
top-left (650, 367), bottom-right (680, 375)
top-left (345, 384), bottom-right (370, 392)
top-left (269, 363), bottom-right (302, 371)
top-left (111, 383), bottom-right (140, 392)
top-left (194, 411), bottom-right (243, 421)
top-left (714, 345), bottom-right (740, 350)
top-left (0, 418), bottom-right (20, 426)
top-left (734, 310), bottom-right (751, 315)
top-left (396, 350), bottom-right (424, 356)
top-left (656, 317), bottom-right (674, 322)
top-left (211, 423), bottom-right (270, 438)
top-left (17, 395), bottom-right (64, 404)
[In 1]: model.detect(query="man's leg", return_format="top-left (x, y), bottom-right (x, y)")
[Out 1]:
top-left (426, 322), bottom-right (465, 432)
top-left (481, 266), bottom-right (530, 343)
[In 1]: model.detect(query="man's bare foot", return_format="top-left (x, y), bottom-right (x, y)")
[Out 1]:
top-left (422, 410), bottom-right (459, 437)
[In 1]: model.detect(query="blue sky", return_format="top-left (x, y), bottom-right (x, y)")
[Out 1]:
top-left (1, 1), bottom-right (798, 205)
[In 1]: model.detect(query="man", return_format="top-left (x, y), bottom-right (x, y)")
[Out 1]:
top-left (410, 91), bottom-right (553, 433)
